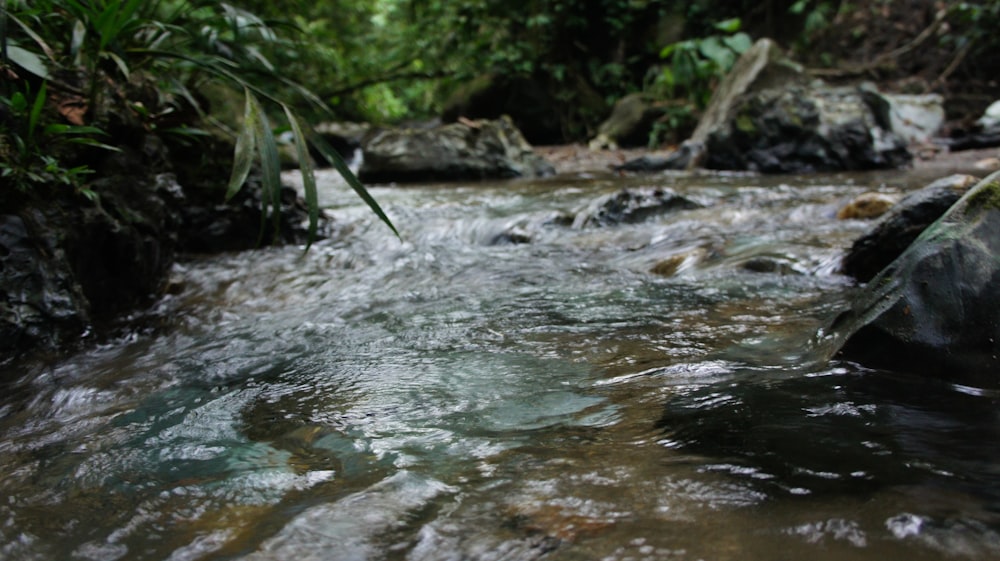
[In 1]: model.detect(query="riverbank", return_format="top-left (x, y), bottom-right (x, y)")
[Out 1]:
top-left (535, 143), bottom-right (1000, 176)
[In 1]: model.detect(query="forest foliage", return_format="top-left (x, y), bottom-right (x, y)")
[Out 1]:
top-left (2, 0), bottom-right (999, 207)
top-left (225, 0), bottom-right (1000, 138)
top-left (0, 0), bottom-right (397, 241)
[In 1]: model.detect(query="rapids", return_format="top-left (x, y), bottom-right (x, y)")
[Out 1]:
top-left (1, 165), bottom-right (998, 560)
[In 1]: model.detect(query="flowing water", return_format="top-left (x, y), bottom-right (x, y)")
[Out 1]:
top-left (2, 165), bottom-right (999, 561)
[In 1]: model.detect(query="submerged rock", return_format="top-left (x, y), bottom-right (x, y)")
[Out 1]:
top-left (829, 171), bottom-right (1000, 384)
top-left (836, 192), bottom-right (897, 220)
top-left (840, 174), bottom-right (978, 282)
top-left (572, 187), bottom-right (703, 228)
top-left (359, 116), bottom-right (555, 183)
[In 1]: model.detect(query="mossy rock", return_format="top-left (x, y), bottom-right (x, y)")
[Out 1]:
top-left (830, 170), bottom-right (1000, 385)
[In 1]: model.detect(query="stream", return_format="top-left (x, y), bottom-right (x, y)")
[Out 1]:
top-left (2, 164), bottom-right (999, 560)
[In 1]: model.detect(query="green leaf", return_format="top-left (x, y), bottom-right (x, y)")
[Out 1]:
top-left (64, 138), bottom-right (122, 152)
top-left (789, 0), bottom-right (809, 15)
top-left (162, 126), bottom-right (210, 137)
top-left (44, 124), bottom-right (107, 135)
top-left (713, 18), bottom-right (742, 33)
top-left (9, 92), bottom-right (27, 113)
top-left (226, 88), bottom-right (257, 201)
top-left (698, 36), bottom-right (734, 70)
top-left (308, 130), bottom-right (400, 239)
top-left (659, 67), bottom-right (675, 93)
top-left (282, 103), bottom-right (319, 248)
top-left (7, 45), bottom-right (49, 79)
top-left (27, 81), bottom-right (46, 144)
top-left (78, 186), bottom-right (100, 202)
top-left (104, 51), bottom-right (131, 80)
top-left (723, 33), bottom-right (753, 55)
top-left (71, 19), bottom-right (87, 64)
top-left (6, 12), bottom-right (57, 61)
top-left (250, 93), bottom-right (282, 240)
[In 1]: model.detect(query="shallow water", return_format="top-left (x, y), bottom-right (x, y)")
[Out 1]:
top-left (2, 166), bottom-right (999, 560)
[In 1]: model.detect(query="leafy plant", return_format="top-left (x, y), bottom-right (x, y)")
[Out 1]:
top-left (0, 80), bottom-right (117, 198)
top-left (656, 18), bottom-right (753, 108)
top-left (0, 0), bottom-right (398, 245)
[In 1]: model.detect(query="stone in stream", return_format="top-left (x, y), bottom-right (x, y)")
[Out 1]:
top-left (945, 99), bottom-right (1000, 151)
top-left (840, 174), bottom-right (979, 282)
top-left (836, 192), bottom-right (898, 221)
top-left (572, 187), bottom-right (703, 228)
top-left (358, 116), bottom-right (555, 183)
top-left (828, 171), bottom-right (1000, 385)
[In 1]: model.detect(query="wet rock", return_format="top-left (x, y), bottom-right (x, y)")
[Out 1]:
top-left (740, 256), bottom-right (802, 275)
top-left (649, 249), bottom-right (704, 277)
top-left (177, 179), bottom-right (325, 253)
top-left (943, 100), bottom-right (1000, 151)
top-left (0, 164), bottom-right (184, 356)
top-left (650, 254), bottom-right (688, 277)
top-left (616, 142), bottom-right (701, 172)
top-left (489, 227), bottom-right (532, 246)
top-left (830, 171), bottom-right (1000, 384)
top-left (313, 121), bottom-right (370, 159)
top-left (840, 174), bottom-right (978, 282)
top-left (704, 84), bottom-right (912, 173)
top-left (1, 129), bottom-right (325, 360)
top-left (0, 214), bottom-right (90, 354)
top-left (978, 100), bottom-right (1000, 130)
top-left (836, 192), bottom-right (897, 220)
top-left (617, 40), bottom-right (912, 174)
top-left (866, 91), bottom-right (945, 145)
top-left (358, 116), bottom-right (555, 183)
top-left (573, 187), bottom-right (702, 228)
top-left (975, 157), bottom-right (1000, 171)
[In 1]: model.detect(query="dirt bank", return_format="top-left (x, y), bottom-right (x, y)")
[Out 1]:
top-left (536, 144), bottom-right (1000, 176)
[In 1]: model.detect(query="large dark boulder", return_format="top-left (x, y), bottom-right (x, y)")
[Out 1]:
top-left (617, 38), bottom-right (913, 174)
top-left (840, 174), bottom-right (979, 282)
top-left (358, 116), bottom-right (555, 184)
top-left (704, 85), bottom-right (912, 173)
top-left (829, 171), bottom-right (1000, 385)
top-left (1, 132), bottom-right (323, 360)
top-left (617, 38), bottom-right (805, 172)
top-left (0, 213), bottom-right (90, 353)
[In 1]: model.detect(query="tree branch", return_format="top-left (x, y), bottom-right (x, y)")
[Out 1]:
top-left (806, 8), bottom-right (949, 79)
